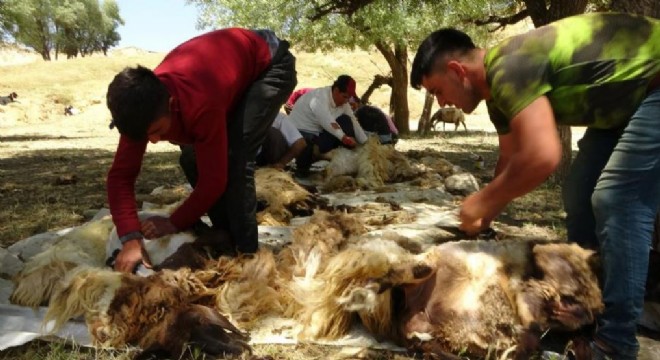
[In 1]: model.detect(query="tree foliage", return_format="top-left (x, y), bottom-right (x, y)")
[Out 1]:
top-left (187, 0), bottom-right (490, 133)
top-left (0, 0), bottom-right (123, 60)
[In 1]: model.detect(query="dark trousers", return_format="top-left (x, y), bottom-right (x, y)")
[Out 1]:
top-left (295, 114), bottom-right (356, 170)
top-left (256, 127), bottom-right (288, 167)
top-left (179, 41), bottom-right (297, 253)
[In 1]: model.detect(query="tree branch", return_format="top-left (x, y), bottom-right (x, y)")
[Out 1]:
top-left (473, 8), bottom-right (529, 32)
top-left (309, 0), bottom-right (375, 21)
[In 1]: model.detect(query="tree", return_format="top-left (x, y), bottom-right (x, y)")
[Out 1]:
top-left (187, 0), bottom-right (488, 134)
top-left (610, 0), bottom-right (660, 17)
top-left (467, 0), bottom-right (659, 183)
top-left (99, 0), bottom-right (123, 56)
top-left (2, 0), bottom-right (122, 60)
top-left (2, 0), bottom-right (56, 60)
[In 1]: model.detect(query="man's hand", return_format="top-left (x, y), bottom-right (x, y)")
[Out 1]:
top-left (271, 162), bottom-right (286, 170)
top-left (114, 238), bottom-right (151, 273)
top-left (459, 192), bottom-right (498, 236)
top-left (341, 135), bottom-right (357, 148)
top-left (141, 215), bottom-right (178, 239)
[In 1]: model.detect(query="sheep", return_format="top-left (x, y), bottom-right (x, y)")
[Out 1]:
top-left (324, 240), bottom-right (603, 360)
top-left (323, 136), bottom-right (419, 191)
top-left (29, 203), bottom-right (604, 360)
top-left (0, 92), bottom-right (18, 105)
top-left (10, 218), bottom-right (116, 307)
top-left (10, 210), bottom-right (197, 307)
top-left (45, 266), bottom-right (251, 359)
top-left (430, 107), bottom-right (466, 131)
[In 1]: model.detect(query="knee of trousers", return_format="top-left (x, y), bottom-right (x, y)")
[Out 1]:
top-left (591, 187), bottom-right (627, 222)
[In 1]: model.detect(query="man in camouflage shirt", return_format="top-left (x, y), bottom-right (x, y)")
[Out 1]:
top-left (411, 12), bottom-right (660, 360)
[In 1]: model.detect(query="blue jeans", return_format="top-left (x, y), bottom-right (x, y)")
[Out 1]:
top-left (562, 88), bottom-right (660, 359)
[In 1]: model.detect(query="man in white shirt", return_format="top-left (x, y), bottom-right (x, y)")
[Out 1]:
top-left (256, 112), bottom-right (306, 169)
top-left (287, 75), bottom-right (368, 177)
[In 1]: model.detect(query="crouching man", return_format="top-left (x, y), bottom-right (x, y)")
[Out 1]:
top-left (256, 112), bottom-right (307, 170)
top-left (106, 28), bottom-right (297, 273)
top-left (287, 75), bottom-right (368, 177)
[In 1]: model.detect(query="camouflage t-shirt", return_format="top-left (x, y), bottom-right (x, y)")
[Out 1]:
top-left (484, 12), bottom-right (660, 135)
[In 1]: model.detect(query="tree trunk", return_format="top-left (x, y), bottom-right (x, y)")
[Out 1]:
top-left (610, 0), bottom-right (660, 18)
top-left (417, 91), bottom-right (434, 135)
top-left (550, 126), bottom-right (573, 184)
top-left (360, 74), bottom-right (392, 105)
top-left (375, 41), bottom-right (410, 134)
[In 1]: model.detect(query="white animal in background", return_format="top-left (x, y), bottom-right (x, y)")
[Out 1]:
top-left (430, 107), bottom-right (466, 131)
top-left (64, 105), bottom-right (80, 116)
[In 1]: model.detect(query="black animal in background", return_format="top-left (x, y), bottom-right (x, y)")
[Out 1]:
top-left (0, 92), bottom-right (18, 105)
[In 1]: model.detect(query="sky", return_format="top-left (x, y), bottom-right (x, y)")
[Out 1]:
top-left (115, 0), bottom-right (208, 53)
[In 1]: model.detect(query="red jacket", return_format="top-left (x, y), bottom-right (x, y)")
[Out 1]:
top-left (107, 28), bottom-right (272, 236)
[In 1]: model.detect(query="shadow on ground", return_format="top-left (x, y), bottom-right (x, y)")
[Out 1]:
top-left (0, 148), bottom-right (183, 246)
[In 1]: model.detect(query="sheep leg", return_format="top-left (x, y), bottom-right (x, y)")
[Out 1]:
top-left (514, 323), bottom-right (543, 360)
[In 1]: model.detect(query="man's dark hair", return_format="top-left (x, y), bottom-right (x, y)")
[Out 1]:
top-left (332, 74), bottom-right (355, 93)
top-left (410, 28), bottom-right (476, 90)
top-left (106, 65), bottom-right (170, 140)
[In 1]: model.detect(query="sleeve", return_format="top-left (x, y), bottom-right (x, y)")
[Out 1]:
top-left (309, 95), bottom-right (347, 140)
top-left (486, 50), bottom-right (552, 126)
top-left (277, 115), bottom-right (303, 146)
top-left (169, 110), bottom-right (228, 230)
top-left (344, 105), bottom-right (368, 144)
top-left (107, 136), bottom-right (148, 236)
top-left (486, 100), bottom-right (511, 135)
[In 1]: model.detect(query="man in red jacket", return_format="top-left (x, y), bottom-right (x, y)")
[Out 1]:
top-left (106, 28), bottom-right (297, 273)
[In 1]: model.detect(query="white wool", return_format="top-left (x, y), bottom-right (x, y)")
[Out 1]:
top-left (324, 147), bottom-right (359, 178)
top-left (105, 211), bottom-right (196, 269)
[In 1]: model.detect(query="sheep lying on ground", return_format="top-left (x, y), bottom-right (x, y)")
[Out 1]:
top-left (320, 240), bottom-right (602, 360)
top-left (430, 107), bottom-right (466, 131)
top-left (11, 210), bottom-right (196, 307)
top-left (10, 218), bottom-right (115, 307)
top-left (324, 137), bottom-right (419, 191)
top-left (20, 199), bottom-right (603, 360)
top-left (0, 92), bottom-right (18, 105)
top-left (45, 267), bottom-right (251, 359)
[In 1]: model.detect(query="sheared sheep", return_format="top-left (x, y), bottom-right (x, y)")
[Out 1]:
top-left (30, 210), bottom-right (605, 360)
top-left (322, 240), bottom-right (602, 359)
top-left (45, 266), bottom-right (251, 359)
